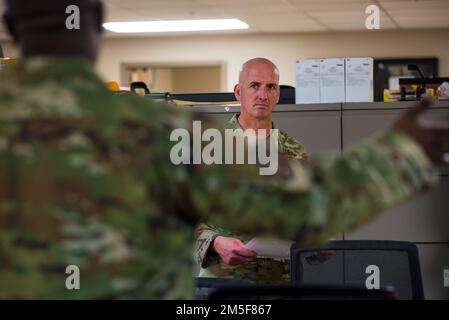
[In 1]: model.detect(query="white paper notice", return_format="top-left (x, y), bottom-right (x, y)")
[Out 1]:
top-left (345, 57), bottom-right (373, 102)
top-left (245, 238), bottom-right (294, 260)
top-left (320, 58), bottom-right (345, 103)
top-left (295, 59), bottom-right (321, 104)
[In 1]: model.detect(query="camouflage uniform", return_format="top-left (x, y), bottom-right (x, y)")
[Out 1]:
top-left (230, 114), bottom-right (307, 161)
top-left (0, 58), bottom-right (438, 299)
top-left (195, 113), bottom-right (307, 284)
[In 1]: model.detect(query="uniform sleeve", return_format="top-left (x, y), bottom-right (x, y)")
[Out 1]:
top-left (194, 223), bottom-right (220, 268)
top-left (279, 131), bottom-right (308, 160)
top-left (177, 127), bottom-right (438, 247)
top-left (194, 222), bottom-right (245, 267)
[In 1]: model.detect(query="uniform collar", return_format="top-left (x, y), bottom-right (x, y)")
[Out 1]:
top-left (228, 113), bottom-right (277, 130)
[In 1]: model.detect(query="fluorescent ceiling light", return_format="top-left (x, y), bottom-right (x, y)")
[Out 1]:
top-left (103, 19), bottom-right (249, 33)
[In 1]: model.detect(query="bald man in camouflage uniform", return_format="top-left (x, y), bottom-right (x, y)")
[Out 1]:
top-left (195, 58), bottom-right (307, 284)
top-left (1, 0), bottom-right (447, 299)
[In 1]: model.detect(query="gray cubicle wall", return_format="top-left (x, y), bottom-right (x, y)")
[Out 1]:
top-left (342, 102), bottom-right (449, 243)
top-left (189, 101), bottom-right (449, 299)
top-left (342, 101), bottom-right (449, 300)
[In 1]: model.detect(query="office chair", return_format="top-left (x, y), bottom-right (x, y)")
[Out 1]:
top-left (207, 283), bottom-right (396, 300)
top-left (130, 81), bottom-right (150, 95)
top-left (279, 85), bottom-right (295, 104)
top-left (162, 85), bottom-right (295, 105)
top-left (290, 240), bottom-right (424, 300)
top-left (195, 277), bottom-right (396, 300)
top-left (195, 277), bottom-right (252, 300)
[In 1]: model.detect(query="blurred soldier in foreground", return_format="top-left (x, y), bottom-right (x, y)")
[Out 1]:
top-left (0, 0), bottom-right (448, 299)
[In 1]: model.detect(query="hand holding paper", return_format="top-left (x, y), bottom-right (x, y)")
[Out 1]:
top-left (244, 237), bottom-right (293, 260)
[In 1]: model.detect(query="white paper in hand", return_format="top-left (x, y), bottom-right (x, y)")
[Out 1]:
top-left (245, 238), bottom-right (293, 260)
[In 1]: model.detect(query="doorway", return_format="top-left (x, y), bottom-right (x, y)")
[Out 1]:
top-left (121, 63), bottom-right (226, 94)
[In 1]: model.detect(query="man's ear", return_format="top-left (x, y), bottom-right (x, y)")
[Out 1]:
top-left (275, 87), bottom-right (280, 104)
top-left (234, 84), bottom-right (241, 101)
top-left (3, 12), bottom-right (19, 43)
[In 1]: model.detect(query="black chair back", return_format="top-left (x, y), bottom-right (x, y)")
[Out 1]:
top-left (290, 240), bottom-right (424, 300)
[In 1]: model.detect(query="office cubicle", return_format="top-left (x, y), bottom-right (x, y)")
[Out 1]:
top-left (187, 100), bottom-right (449, 299)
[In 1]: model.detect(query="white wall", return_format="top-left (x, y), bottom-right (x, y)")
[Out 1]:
top-left (4, 28), bottom-right (449, 91)
top-left (172, 66), bottom-right (222, 93)
top-left (152, 68), bottom-right (173, 92)
top-left (96, 29), bottom-right (449, 90)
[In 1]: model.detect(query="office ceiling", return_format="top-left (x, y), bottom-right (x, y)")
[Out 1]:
top-left (0, 0), bottom-right (448, 39)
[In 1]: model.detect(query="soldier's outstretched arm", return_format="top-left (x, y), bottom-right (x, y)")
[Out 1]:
top-left (166, 98), bottom-right (444, 247)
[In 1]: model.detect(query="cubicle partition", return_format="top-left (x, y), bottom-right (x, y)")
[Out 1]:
top-left (341, 102), bottom-right (449, 300)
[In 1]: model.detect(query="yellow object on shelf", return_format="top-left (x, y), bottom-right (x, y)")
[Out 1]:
top-left (105, 81), bottom-right (121, 92)
top-left (383, 89), bottom-right (401, 102)
top-left (0, 57), bottom-right (18, 63)
top-left (0, 57), bottom-right (18, 70)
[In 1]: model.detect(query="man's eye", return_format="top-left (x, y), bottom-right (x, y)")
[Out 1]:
top-left (250, 84), bottom-right (259, 89)
top-left (268, 85), bottom-right (277, 90)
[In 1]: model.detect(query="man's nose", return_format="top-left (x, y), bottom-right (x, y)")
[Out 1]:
top-left (257, 87), bottom-right (269, 100)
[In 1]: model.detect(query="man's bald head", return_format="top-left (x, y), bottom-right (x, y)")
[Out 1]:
top-left (234, 57), bottom-right (281, 125)
top-left (3, 0), bottom-right (103, 62)
top-left (238, 58), bottom-right (279, 85)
